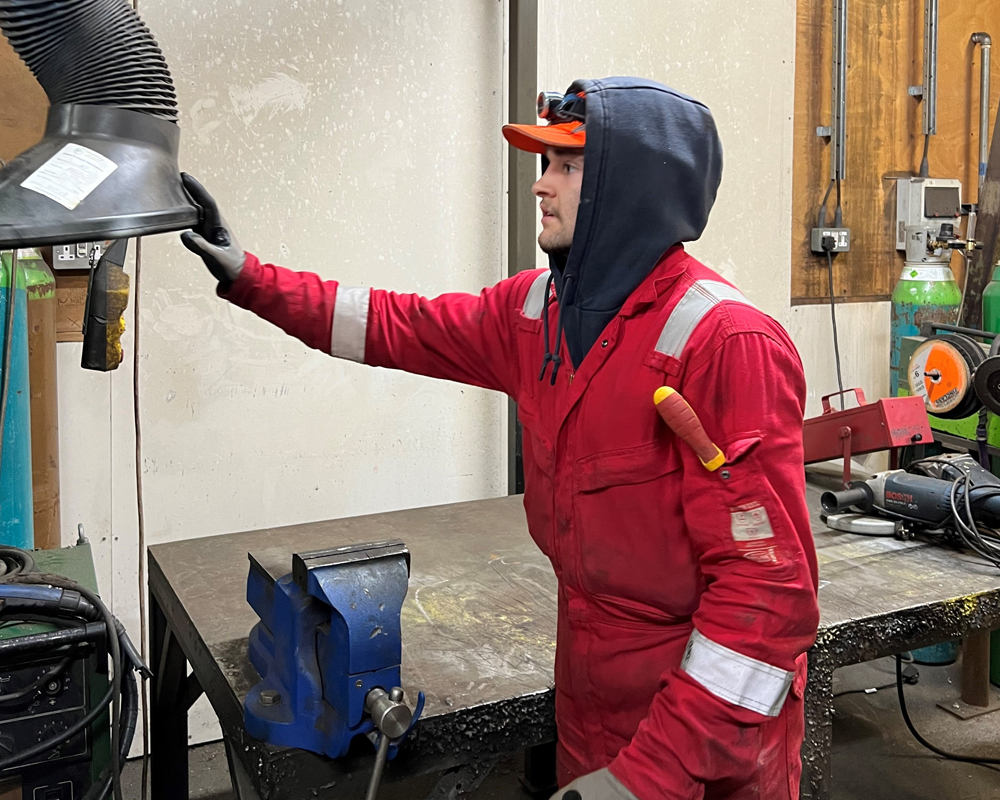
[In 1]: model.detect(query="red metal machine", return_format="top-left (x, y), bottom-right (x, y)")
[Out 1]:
top-left (802, 389), bottom-right (932, 487)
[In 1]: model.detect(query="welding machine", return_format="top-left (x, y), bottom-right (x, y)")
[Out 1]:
top-left (0, 537), bottom-right (147, 800)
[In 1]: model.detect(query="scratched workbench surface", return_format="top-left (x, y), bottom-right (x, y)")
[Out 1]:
top-left (149, 495), bottom-right (557, 722)
top-left (149, 478), bottom-right (1000, 724)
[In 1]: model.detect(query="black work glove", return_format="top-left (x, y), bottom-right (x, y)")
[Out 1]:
top-left (179, 173), bottom-right (247, 288)
top-left (549, 769), bottom-right (639, 800)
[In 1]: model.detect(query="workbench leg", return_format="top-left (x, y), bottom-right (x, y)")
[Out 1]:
top-left (800, 658), bottom-right (834, 800)
top-left (223, 734), bottom-right (263, 800)
top-left (521, 741), bottom-right (557, 797)
top-left (150, 592), bottom-right (190, 800)
top-left (962, 631), bottom-right (993, 708)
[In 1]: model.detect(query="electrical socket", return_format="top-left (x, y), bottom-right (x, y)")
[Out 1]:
top-left (810, 227), bottom-right (851, 254)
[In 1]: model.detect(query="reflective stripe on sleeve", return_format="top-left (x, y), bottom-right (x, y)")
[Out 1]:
top-left (330, 285), bottom-right (370, 362)
top-left (521, 270), bottom-right (552, 320)
top-left (654, 280), bottom-right (754, 359)
top-left (680, 628), bottom-right (793, 717)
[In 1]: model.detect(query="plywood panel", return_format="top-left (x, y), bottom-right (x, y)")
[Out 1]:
top-left (0, 35), bottom-right (46, 163)
top-left (792, 0), bottom-right (1000, 303)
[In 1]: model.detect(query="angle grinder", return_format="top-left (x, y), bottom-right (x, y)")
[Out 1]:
top-left (821, 453), bottom-right (1000, 529)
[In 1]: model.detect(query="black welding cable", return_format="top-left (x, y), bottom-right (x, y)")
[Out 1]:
top-left (79, 671), bottom-right (138, 800)
top-left (919, 134), bottom-right (931, 178)
top-left (896, 655), bottom-right (1000, 764)
top-left (949, 476), bottom-right (1000, 570)
top-left (826, 250), bottom-right (845, 409)
top-left (0, 249), bottom-right (18, 488)
top-left (817, 179), bottom-right (835, 228)
top-left (0, 546), bottom-right (35, 578)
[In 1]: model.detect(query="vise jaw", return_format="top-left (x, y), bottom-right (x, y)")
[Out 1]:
top-left (244, 539), bottom-right (423, 759)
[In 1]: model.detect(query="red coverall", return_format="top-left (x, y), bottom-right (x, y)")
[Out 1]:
top-left (222, 243), bottom-right (820, 800)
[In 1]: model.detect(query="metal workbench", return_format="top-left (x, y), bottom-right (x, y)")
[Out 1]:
top-left (148, 482), bottom-right (1000, 800)
top-left (148, 497), bottom-right (557, 800)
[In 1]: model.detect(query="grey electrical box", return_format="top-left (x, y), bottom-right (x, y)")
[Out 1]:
top-left (895, 177), bottom-right (961, 250)
top-left (810, 227), bottom-right (851, 253)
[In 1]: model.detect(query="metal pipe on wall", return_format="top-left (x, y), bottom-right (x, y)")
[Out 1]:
top-left (972, 33), bottom-right (992, 200)
top-left (830, 0), bottom-right (848, 182)
top-left (923, 0), bottom-right (939, 136)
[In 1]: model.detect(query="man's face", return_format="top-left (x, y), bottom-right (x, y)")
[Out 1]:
top-left (532, 147), bottom-right (584, 256)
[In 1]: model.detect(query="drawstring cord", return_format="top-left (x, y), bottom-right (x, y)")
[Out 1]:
top-left (538, 273), bottom-right (555, 381)
top-left (538, 273), bottom-right (573, 386)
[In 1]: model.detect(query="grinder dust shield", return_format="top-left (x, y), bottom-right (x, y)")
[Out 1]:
top-left (0, 0), bottom-right (198, 248)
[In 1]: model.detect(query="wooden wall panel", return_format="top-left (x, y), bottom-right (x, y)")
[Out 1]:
top-left (792, 0), bottom-right (1000, 304)
top-left (0, 35), bottom-right (46, 164)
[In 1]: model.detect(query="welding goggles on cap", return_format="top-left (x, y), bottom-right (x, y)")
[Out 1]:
top-left (502, 89), bottom-right (587, 154)
top-left (537, 91), bottom-right (587, 124)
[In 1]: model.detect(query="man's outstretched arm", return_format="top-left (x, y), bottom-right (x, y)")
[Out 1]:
top-left (181, 174), bottom-right (529, 399)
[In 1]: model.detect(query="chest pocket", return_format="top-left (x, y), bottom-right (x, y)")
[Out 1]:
top-left (573, 439), bottom-right (700, 619)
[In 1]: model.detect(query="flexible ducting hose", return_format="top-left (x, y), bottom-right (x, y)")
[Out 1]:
top-left (0, 0), bottom-right (179, 122)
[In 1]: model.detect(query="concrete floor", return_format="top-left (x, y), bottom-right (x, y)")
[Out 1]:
top-left (120, 656), bottom-right (1000, 799)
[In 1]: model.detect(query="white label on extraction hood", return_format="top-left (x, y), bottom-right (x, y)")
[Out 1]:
top-left (20, 144), bottom-right (117, 210)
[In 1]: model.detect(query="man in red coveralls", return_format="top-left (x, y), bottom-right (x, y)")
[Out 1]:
top-left (180, 77), bottom-right (819, 800)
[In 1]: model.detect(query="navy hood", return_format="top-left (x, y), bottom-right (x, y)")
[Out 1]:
top-left (547, 77), bottom-right (723, 371)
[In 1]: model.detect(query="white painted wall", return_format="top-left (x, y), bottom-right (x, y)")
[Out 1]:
top-left (53, 0), bottom-right (891, 752)
top-left (58, 0), bottom-right (508, 748)
top-left (537, 0), bottom-right (889, 414)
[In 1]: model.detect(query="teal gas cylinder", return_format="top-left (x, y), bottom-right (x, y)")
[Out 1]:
top-left (890, 265), bottom-right (962, 396)
top-left (0, 250), bottom-right (34, 549)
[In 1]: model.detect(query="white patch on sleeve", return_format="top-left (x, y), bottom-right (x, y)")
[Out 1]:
top-left (730, 502), bottom-right (774, 542)
top-left (20, 144), bottom-right (117, 210)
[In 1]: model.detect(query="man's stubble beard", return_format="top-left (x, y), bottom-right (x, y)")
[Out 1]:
top-left (539, 229), bottom-right (573, 258)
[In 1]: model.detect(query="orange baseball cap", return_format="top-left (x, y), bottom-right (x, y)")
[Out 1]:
top-left (502, 121), bottom-right (586, 155)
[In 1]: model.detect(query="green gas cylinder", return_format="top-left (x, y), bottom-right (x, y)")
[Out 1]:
top-left (890, 265), bottom-right (962, 396)
top-left (982, 263), bottom-right (1000, 334)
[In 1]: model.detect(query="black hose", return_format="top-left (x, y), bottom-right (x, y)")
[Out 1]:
top-left (826, 249), bottom-right (845, 409)
top-left (0, 0), bottom-right (179, 122)
top-left (896, 655), bottom-right (1000, 764)
top-left (0, 624), bottom-right (102, 659)
top-left (119, 668), bottom-right (138, 762)
top-left (0, 546), bottom-right (35, 578)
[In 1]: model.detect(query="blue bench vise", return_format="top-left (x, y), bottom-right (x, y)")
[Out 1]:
top-left (244, 539), bottom-right (424, 766)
